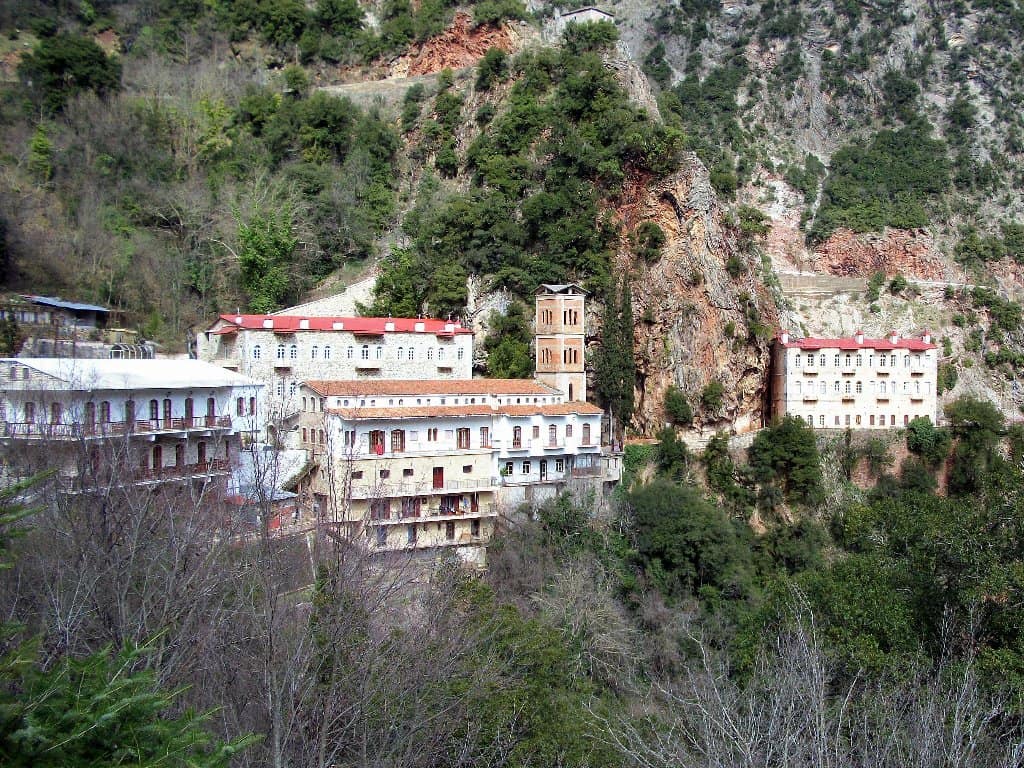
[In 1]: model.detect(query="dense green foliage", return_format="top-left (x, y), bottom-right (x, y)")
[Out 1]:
top-left (369, 24), bottom-right (684, 315)
top-left (18, 34), bottom-right (121, 112)
top-left (810, 124), bottom-right (951, 241)
top-left (484, 303), bottom-right (534, 377)
top-left (593, 278), bottom-right (636, 428)
top-left (749, 415), bottom-right (824, 505)
top-left (664, 384), bottom-right (693, 425)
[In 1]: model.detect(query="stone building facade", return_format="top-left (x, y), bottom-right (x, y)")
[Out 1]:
top-left (295, 378), bottom-right (618, 566)
top-left (771, 330), bottom-right (938, 429)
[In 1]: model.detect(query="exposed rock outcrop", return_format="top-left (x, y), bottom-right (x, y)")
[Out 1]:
top-left (815, 228), bottom-right (952, 281)
top-left (391, 13), bottom-right (517, 77)
top-left (611, 155), bottom-right (780, 437)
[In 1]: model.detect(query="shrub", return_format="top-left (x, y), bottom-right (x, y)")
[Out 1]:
top-left (888, 273), bottom-right (908, 294)
top-left (476, 47), bottom-right (509, 91)
top-left (749, 415), bottom-right (824, 505)
top-left (701, 380), bottom-right (725, 413)
top-left (625, 480), bottom-right (753, 599)
top-left (635, 221), bottom-right (666, 263)
top-left (664, 385), bottom-right (693, 426)
top-left (18, 33), bottom-right (122, 112)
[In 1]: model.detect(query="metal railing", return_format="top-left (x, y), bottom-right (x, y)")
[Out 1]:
top-left (2, 416), bottom-right (232, 439)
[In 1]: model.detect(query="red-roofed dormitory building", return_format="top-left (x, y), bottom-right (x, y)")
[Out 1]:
top-left (771, 330), bottom-right (938, 429)
top-left (196, 314), bottom-right (474, 407)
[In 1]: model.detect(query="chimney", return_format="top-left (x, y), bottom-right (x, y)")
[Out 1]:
top-left (779, 330), bottom-right (790, 344)
top-left (299, 318), bottom-right (310, 330)
top-left (921, 328), bottom-right (931, 344)
top-left (262, 318), bottom-right (273, 329)
top-left (855, 329), bottom-right (864, 344)
top-left (889, 330), bottom-right (899, 344)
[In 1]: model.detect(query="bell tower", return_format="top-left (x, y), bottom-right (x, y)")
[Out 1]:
top-left (534, 284), bottom-right (587, 402)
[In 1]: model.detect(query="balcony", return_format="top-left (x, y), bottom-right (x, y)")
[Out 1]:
top-left (801, 369), bottom-right (818, 376)
top-left (371, 503), bottom-right (498, 527)
top-left (67, 459), bottom-right (231, 493)
top-left (876, 370), bottom-right (890, 376)
top-left (272, 358), bottom-right (292, 368)
top-left (841, 396), bottom-right (855, 403)
top-left (910, 396), bottom-right (924, 403)
top-left (841, 368), bottom-right (856, 376)
top-left (348, 477), bottom-right (494, 499)
top-left (911, 370), bottom-right (925, 377)
top-left (355, 359), bottom-right (381, 369)
top-left (2, 416), bottom-right (233, 440)
top-left (802, 395), bottom-right (818, 402)
top-left (876, 397), bottom-right (890, 403)
top-left (542, 441), bottom-right (565, 450)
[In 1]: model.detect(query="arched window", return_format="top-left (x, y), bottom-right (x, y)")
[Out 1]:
top-left (361, 345), bottom-right (369, 360)
top-left (512, 426), bottom-right (522, 448)
top-left (237, 397), bottom-right (245, 416)
top-left (289, 344), bottom-right (298, 359)
top-left (347, 346), bottom-right (354, 359)
top-left (84, 402), bottom-right (96, 430)
top-left (438, 347), bottom-right (445, 361)
top-left (457, 347), bottom-right (464, 360)
top-left (323, 345), bottom-right (332, 360)
top-left (427, 348), bottom-right (434, 361)
top-left (149, 399), bottom-right (159, 421)
top-left (408, 347), bottom-right (415, 361)
top-left (904, 355), bottom-right (910, 367)
top-left (289, 381), bottom-right (297, 397)
top-left (548, 424), bottom-right (557, 445)
top-left (276, 345), bottom-right (285, 360)
top-left (311, 345), bottom-right (319, 360)
top-left (252, 345), bottom-right (261, 360)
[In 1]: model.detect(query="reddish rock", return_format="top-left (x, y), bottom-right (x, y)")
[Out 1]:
top-left (395, 13), bottom-right (514, 77)
top-left (816, 228), bottom-right (948, 281)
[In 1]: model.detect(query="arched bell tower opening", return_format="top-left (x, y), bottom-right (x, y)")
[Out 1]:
top-left (534, 284), bottom-right (587, 402)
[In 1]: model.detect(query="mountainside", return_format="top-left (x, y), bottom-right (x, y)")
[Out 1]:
top-left (3, 0), bottom-right (1024, 432)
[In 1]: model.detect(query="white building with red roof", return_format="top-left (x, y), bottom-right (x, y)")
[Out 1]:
top-left (196, 314), bottom-right (474, 412)
top-left (771, 329), bottom-right (938, 429)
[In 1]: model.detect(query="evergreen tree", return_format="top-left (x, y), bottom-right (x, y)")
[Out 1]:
top-left (594, 278), bottom-right (635, 436)
top-left (485, 304), bottom-right (534, 378)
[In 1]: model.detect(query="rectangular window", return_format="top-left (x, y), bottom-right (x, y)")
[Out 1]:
top-left (505, 461), bottom-right (514, 476)
top-left (445, 521), bottom-right (455, 540)
top-left (532, 425), bottom-right (540, 439)
top-left (403, 468), bottom-right (414, 477)
top-left (480, 426), bottom-right (490, 446)
top-left (555, 458), bottom-right (564, 473)
top-left (457, 428), bottom-right (470, 449)
top-left (471, 519), bottom-right (480, 537)
top-left (376, 526), bottom-right (387, 546)
top-left (351, 470), bottom-right (363, 479)
top-left (463, 465), bottom-right (472, 473)
top-left (522, 461), bottom-right (531, 474)
top-left (407, 524), bottom-right (417, 544)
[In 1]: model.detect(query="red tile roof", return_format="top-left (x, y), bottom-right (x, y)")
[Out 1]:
top-left (778, 334), bottom-right (936, 352)
top-left (325, 401), bottom-right (604, 420)
top-left (498, 403), bottom-right (604, 416)
top-left (305, 379), bottom-right (558, 397)
top-left (328, 405), bottom-right (496, 419)
top-left (210, 315), bottom-right (472, 335)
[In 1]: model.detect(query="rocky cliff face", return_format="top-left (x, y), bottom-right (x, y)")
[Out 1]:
top-left (611, 155), bottom-right (780, 437)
